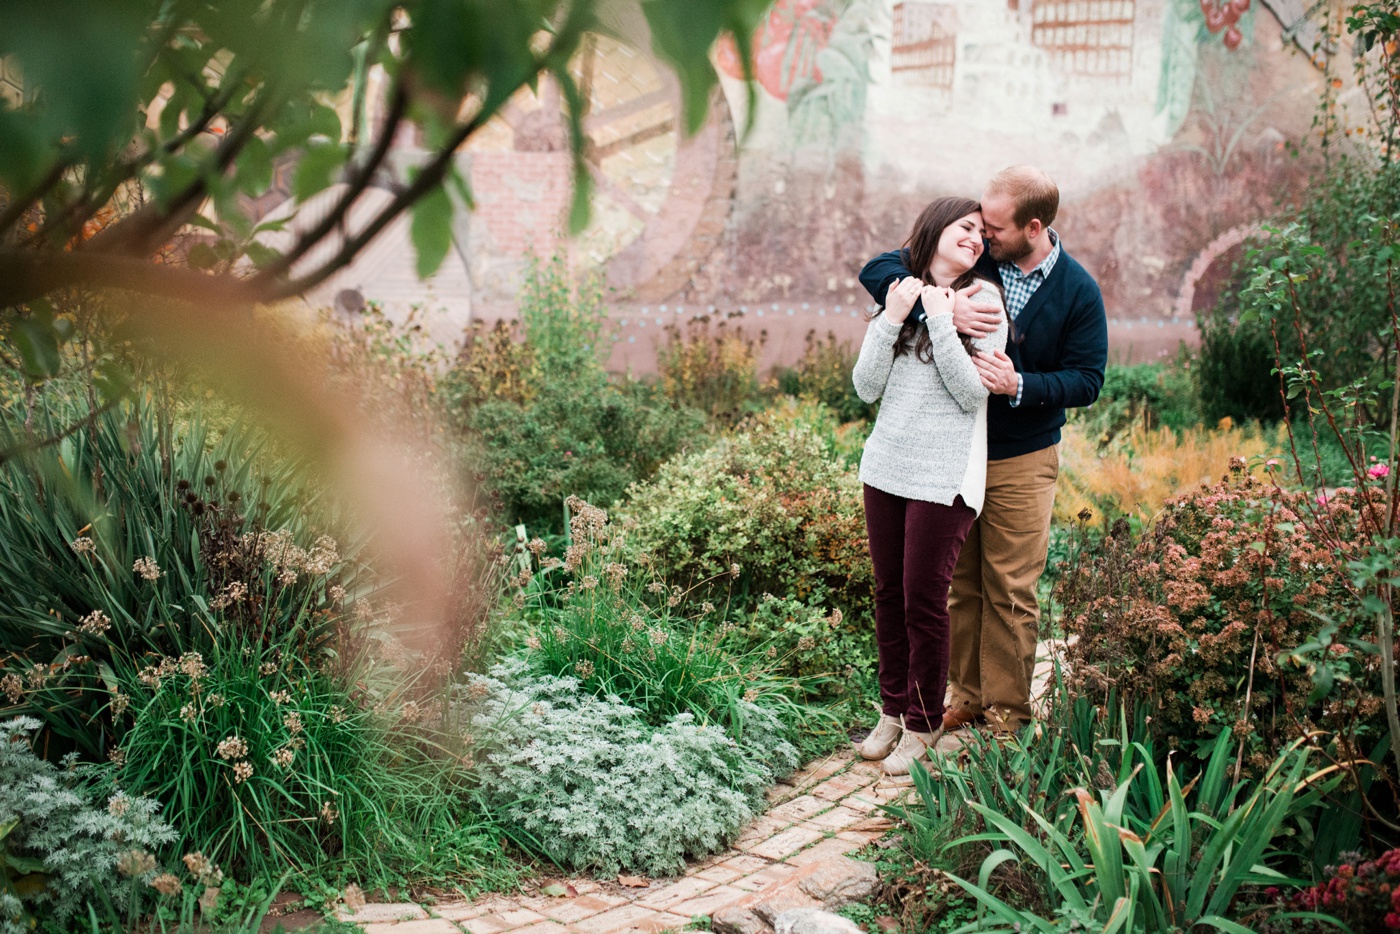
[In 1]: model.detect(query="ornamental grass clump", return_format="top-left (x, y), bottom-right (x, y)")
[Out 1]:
top-left (936, 731), bottom-right (1330, 934)
top-left (111, 629), bottom-right (505, 884)
top-left (511, 495), bottom-right (827, 744)
top-left (0, 386), bottom-right (350, 758)
top-left (1056, 465), bottom-right (1386, 765)
top-left (462, 660), bottom-right (796, 876)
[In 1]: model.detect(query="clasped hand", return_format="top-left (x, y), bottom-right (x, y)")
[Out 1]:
top-left (884, 277), bottom-right (954, 324)
top-left (885, 279), bottom-right (1003, 338)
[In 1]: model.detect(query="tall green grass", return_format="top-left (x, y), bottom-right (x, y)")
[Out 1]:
top-left (511, 496), bottom-right (838, 754)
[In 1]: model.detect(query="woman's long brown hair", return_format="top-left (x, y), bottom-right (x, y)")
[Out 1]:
top-left (878, 196), bottom-right (1005, 362)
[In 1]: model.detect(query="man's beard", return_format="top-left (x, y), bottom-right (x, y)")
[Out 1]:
top-left (989, 235), bottom-right (1033, 264)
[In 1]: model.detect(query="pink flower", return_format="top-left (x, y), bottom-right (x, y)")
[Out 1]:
top-left (1317, 491), bottom-right (1330, 506)
top-left (1266, 459), bottom-right (1280, 469)
top-left (1369, 463), bottom-right (1390, 480)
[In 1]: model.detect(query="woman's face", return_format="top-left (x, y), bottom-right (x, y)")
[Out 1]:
top-left (932, 211), bottom-right (985, 275)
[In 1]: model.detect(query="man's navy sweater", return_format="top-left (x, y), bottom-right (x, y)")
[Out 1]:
top-left (859, 247), bottom-right (1108, 461)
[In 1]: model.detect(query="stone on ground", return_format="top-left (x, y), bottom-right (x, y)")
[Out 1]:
top-left (773, 909), bottom-right (865, 934)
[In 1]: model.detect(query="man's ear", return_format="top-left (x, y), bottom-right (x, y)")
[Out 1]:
top-left (1026, 219), bottom-right (1044, 239)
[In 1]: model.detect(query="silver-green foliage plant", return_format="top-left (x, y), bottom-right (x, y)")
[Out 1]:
top-left (0, 717), bottom-right (176, 932)
top-left (462, 661), bottom-right (797, 876)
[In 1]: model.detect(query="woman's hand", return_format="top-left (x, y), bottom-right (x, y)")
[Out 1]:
top-left (884, 276), bottom-right (924, 324)
top-left (920, 283), bottom-right (956, 318)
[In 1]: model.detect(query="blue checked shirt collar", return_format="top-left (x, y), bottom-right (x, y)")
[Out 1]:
top-left (998, 228), bottom-right (1061, 322)
top-left (997, 229), bottom-right (1060, 406)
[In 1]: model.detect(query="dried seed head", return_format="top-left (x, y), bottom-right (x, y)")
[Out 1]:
top-left (116, 850), bottom-right (157, 878)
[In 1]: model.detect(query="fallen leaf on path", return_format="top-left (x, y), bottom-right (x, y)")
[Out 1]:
top-left (618, 875), bottom-right (649, 888)
top-left (540, 883), bottom-right (578, 898)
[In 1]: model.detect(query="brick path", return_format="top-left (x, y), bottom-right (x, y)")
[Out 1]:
top-left (336, 643), bottom-right (1061, 933)
top-left (336, 751), bottom-right (907, 934)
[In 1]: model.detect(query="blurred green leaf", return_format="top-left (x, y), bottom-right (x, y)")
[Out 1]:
top-left (410, 184), bottom-right (454, 279)
top-left (0, 0), bottom-right (147, 162)
top-left (293, 143), bottom-right (348, 202)
top-left (236, 134), bottom-right (274, 196)
top-left (13, 309), bottom-right (63, 381)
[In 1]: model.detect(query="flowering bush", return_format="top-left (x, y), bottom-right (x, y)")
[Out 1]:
top-left (620, 408), bottom-right (876, 685)
top-left (462, 660), bottom-right (796, 876)
top-left (109, 625), bottom-right (506, 884)
top-left (0, 387), bottom-right (353, 759)
top-left (1057, 465), bottom-right (1385, 764)
top-left (1262, 849), bottom-right (1400, 932)
top-left (0, 717), bottom-right (176, 932)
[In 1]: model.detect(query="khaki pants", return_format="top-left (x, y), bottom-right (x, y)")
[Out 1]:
top-left (946, 445), bottom-right (1059, 728)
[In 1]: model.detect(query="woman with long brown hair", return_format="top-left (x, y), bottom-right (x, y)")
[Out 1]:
top-left (850, 196), bottom-right (1007, 775)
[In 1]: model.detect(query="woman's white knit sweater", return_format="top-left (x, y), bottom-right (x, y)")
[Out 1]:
top-left (852, 288), bottom-right (1009, 512)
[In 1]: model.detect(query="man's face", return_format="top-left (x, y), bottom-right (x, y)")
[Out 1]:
top-left (980, 191), bottom-right (1033, 264)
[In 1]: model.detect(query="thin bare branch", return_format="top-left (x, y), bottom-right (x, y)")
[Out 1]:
top-left (250, 82), bottom-right (407, 286)
top-left (0, 159), bottom-right (74, 243)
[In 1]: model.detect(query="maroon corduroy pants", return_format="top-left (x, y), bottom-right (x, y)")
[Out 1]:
top-left (862, 484), bottom-right (976, 734)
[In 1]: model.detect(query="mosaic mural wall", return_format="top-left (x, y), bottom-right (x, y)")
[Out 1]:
top-left (269, 1), bottom-right (1350, 360)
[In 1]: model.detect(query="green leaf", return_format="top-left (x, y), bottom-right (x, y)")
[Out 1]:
top-left (643, 0), bottom-right (723, 135)
top-left (13, 311), bottom-right (63, 381)
top-left (94, 360), bottom-right (132, 402)
top-left (2, 0), bottom-right (147, 162)
top-left (5, 855), bottom-right (47, 875)
top-left (187, 242), bottom-right (221, 271)
top-left (409, 184), bottom-right (454, 279)
top-left (236, 133), bottom-right (273, 197)
top-left (293, 143), bottom-right (348, 202)
top-left (243, 241), bottom-right (281, 269)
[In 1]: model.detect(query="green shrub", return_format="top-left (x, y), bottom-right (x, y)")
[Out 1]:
top-left (1, 716), bottom-right (176, 932)
top-left (655, 313), bottom-right (765, 428)
top-left (620, 407), bottom-right (876, 686)
top-left (462, 659), bottom-right (795, 876)
top-left (773, 330), bottom-right (876, 425)
top-left (468, 378), bottom-right (703, 534)
top-left (1195, 306), bottom-right (1287, 426)
top-left (451, 257), bottom-right (705, 534)
top-left (508, 495), bottom-right (834, 749)
top-left (1055, 469), bottom-right (1385, 765)
top-left (1072, 357), bottom-right (1202, 446)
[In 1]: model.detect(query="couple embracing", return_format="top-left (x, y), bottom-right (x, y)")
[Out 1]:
top-left (851, 166), bottom-right (1108, 775)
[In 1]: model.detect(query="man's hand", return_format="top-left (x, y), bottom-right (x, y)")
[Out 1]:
top-left (952, 282), bottom-right (1002, 338)
top-left (884, 276), bottom-right (924, 324)
top-left (973, 350), bottom-right (1019, 396)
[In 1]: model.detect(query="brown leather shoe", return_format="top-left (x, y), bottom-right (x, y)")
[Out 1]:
top-left (941, 707), bottom-right (981, 731)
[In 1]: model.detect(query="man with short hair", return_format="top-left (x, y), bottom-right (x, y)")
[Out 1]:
top-left (858, 165), bottom-right (1107, 731)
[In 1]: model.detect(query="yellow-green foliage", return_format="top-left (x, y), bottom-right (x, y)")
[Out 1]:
top-left (655, 313), bottom-right (764, 427)
top-left (1055, 420), bottom-right (1288, 524)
